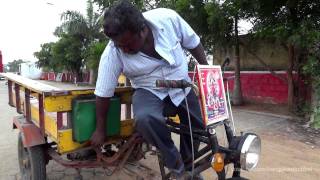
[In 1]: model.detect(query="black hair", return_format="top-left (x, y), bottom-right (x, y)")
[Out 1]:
top-left (103, 0), bottom-right (146, 38)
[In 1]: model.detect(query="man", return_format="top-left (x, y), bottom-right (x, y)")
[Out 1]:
top-left (92, 0), bottom-right (208, 178)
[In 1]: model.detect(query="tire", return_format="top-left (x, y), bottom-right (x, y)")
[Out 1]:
top-left (18, 132), bottom-right (46, 180)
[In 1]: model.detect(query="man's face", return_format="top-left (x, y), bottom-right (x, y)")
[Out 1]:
top-left (113, 30), bottom-right (146, 54)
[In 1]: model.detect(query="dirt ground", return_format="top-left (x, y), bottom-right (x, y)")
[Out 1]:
top-left (228, 104), bottom-right (320, 180)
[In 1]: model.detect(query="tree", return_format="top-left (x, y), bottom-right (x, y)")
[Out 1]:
top-left (93, 0), bottom-right (144, 11)
top-left (34, 42), bottom-right (59, 72)
top-left (6, 59), bottom-right (26, 72)
top-left (239, 0), bottom-right (320, 112)
top-left (302, 40), bottom-right (320, 128)
top-left (84, 41), bottom-right (108, 83)
top-left (55, 0), bottom-right (104, 43)
top-left (205, 1), bottom-right (244, 105)
top-left (51, 34), bottom-right (85, 79)
top-left (34, 0), bottom-right (107, 82)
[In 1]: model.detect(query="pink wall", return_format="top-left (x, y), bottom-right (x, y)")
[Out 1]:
top-left (189, 71), bottom-right (309, 104)
top-left (41, 72), bottom-right (90, 83)
top-left (223, 71), bottom-right (309, 104)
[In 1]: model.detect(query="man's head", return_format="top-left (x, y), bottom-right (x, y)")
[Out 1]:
top-left (103, 0), bottom-right (148, 54)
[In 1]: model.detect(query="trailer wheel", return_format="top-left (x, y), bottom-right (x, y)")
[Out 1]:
top-left (18, 132), bottom-right (46, 180)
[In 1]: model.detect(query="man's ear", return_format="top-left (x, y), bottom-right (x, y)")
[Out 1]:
top-left (140, 24), bottom-right (148, 38)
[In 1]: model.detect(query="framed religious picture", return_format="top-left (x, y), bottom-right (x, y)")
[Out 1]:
top-left (196, 65), bottom-right (229, 126)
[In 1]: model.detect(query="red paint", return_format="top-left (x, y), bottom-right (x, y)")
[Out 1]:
top-left (48, 72), bottom-right (55, 81)
top-left (57, 112), bottom-right (63, 129)
top-left (13, 116), bottom-right (45, 147)
top-left (38, 94), bottom-right (45, 136)
top-left (0, 50), bottom-right (3, 72)
top-left (190, 71), bottom-right (309, 104)
top-left (41, 72), bottom-right (91, 83)
top-left (223, 71), bottom-right (309, 104)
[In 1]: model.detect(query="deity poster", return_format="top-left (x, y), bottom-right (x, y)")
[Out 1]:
top-left (196, 65), bottom-right (229, 126)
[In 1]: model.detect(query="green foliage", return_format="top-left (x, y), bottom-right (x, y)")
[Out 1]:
top-left (35, 0), bottom-right (106, 79)
top-left (56, 0), bottom-right (104, 44)
top-left (6, 59), bottom-right (26, 72)
top-left (242, 0), bottom-right (320, 48)
top-left (303, 40), bottom-right (320, 126)
top-left (312, 114), bottom-right (320, 128)
top-left (175, 0), bottom-right (209, 46)
top-left (34, 43), bottom-right (59, 72)
top-left (85, 41), bottom-right (108, 71)
top-left (205, 1), bottom-right (234, 49)
top-left (51, 34), bottom-right (84, 75)
top-left (240, 0), bottom-right (320, 124)
top-left (93, 0), bottom-right (145, 11)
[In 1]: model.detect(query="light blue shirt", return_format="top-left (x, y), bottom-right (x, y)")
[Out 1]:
top-left (94, 8), bottom-right (200, 106)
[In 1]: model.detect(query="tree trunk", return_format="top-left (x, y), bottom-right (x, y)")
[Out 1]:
top-left (233, 15), bottom-right (243, 105)
top-left (89, 69), bottom-right (95, 85)
top-left (287, 44), bottom-right (295, 111)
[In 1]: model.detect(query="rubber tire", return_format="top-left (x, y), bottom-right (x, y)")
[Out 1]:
top-left (18, 132), bottom-right (46, 180)
top-left (226, 177), bottom-right (249, 180)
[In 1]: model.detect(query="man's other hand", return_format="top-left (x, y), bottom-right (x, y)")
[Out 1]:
top-left (90, 129), bottom-right (106, 146)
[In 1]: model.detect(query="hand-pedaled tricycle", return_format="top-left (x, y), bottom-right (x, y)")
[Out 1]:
top-left (1, 64), bottom-right (261, 180)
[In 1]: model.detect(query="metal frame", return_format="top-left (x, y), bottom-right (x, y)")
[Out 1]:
top-left (158, 118), bottom-right (242, 180)
top-left (47, 133), bottom-right (144, 169)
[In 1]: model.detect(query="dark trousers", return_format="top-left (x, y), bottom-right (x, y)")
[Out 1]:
top-left (132, 88), bottom-right (204, 170)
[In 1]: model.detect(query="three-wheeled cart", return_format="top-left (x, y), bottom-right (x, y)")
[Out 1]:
top-left (1, 71), bottom-right (261, 180)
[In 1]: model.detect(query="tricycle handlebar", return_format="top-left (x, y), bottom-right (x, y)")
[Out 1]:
top-left (156, 80), bottom-right (192, 89)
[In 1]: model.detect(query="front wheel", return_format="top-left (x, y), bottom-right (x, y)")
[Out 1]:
top-left (18, 132), bottom-right (46, 180)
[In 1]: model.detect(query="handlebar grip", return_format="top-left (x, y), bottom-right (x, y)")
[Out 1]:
top-left (156, 80), bottom-right (191, 89)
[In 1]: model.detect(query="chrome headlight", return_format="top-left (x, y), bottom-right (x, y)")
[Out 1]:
top-left (238, 133), bottom-right (261, 171)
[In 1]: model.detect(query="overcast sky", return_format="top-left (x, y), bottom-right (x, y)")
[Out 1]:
top-left (0, 0), bottom-right (87, 64)
top-left (0, 0), bottom-right (252, 64)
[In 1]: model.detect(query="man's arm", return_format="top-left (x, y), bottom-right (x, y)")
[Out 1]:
top-left (188, 42), bottom-right (208, 65)
top-left (90, 96), bottom-right (110, 146)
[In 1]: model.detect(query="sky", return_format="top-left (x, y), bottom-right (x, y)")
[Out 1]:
top-left (0, 0), bottom-right (252, 64)
top-left (0, 0), bottom-right (87, 64)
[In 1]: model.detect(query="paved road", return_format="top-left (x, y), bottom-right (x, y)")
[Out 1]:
top-left (0, 80), bottom-right (319, 180)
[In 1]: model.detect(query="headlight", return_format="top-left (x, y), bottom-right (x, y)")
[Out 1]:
top-left (238, 133), bottom-right (261, 171)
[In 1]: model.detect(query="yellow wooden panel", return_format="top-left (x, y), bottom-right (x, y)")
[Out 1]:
top-left (44, 95), bottom-right (74, 112)
top-left (119, 119), bottom-right (134, 137)
top-left (30, 105), bottom-right (58, 141)
top-left (118, 74), bottom-right (126, 84)
top-left (57, 119), bottom-right (135, 154)
top-left (57, 129), bottom-right (85, 154)
top-left (44, 87), bottom-right (133, 112)
top-left (70, 90), bottom-right (94, 95)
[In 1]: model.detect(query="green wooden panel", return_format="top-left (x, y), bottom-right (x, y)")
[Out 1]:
top-left (72, 96), bottom-right (120, 143)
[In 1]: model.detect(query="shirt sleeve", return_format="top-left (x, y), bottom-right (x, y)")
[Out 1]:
top-left (94, 42), bottom-right (122, 97)
top-left (170, 10), bottom-right (200, 49)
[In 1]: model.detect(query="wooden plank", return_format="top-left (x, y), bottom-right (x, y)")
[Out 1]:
top-left (1, 73), bottom-right (133, 95)
top-left (30, 103), bottom-right (58, 141)
top-left (1, 73), bottom-right (61, 94)
top-left (44, 87), bottom-right (133, 112)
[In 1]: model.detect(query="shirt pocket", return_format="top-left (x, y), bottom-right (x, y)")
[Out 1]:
top-left (170, 41), bottom-right (185, 67)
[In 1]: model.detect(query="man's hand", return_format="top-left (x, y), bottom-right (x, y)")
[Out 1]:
top-left (90, 129), bottom-right (106, 147)
top-left (92, 96), bottom-right (110, 146)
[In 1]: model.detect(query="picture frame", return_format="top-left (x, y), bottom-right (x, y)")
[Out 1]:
top-left (196, 65), bottom-right (229, 126)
